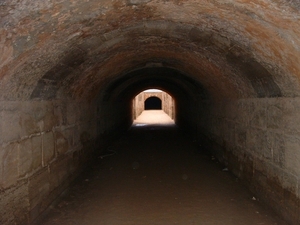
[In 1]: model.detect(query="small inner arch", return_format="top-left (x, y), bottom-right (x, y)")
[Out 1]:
top-left (145, 96), bottom-right (162, 110)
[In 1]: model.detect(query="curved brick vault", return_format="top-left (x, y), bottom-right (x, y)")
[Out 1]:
top-left (0, 0), bottom-right (300, 224)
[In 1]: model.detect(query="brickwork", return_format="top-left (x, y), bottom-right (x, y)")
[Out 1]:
top-left (0, 0), bottom-right (299, 224)
top-left (197, 98), bottom-right (300, 225)
top-left (0, 100), bottom-right (97, 224)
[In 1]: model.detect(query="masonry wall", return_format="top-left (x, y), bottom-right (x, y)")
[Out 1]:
top-left (133, 91), bottom-right (174, 119)
top-left (197, 98), bottom-right (300, 225)
top-left (0, 100), bottom-right (97, 225)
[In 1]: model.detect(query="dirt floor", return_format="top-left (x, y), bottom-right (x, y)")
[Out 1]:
top-left (133, 110), bottom-right (175, 125)
top-left (37, 111), bottom-right (288, 225)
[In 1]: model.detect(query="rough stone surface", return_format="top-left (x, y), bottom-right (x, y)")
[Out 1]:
top-left (0, 183), bottom-right (29, 225)
top-left (0, 0), bottom-right (300, 224)
top-left (31, 135), bottom-right (43, 171)
top-left (198, 97), bottom-right (300, 225)
top-left (55, 131), bottom-right (69, 155)
top-left (1, 143), bottom-right (19, 189)
top-left (0, 100), bottom-right (97, 224)
top-left (42, 132), bottom-right (55, 166)
top-left (1, 104), bottom-right (22, 143)
top-left (18, 138), bottom-right (33, 177)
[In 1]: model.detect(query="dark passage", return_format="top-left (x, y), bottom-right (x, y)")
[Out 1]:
top-left (37, 125), bottom-right (287, 225)
top-left (144, 96), bottom-right (162, 110)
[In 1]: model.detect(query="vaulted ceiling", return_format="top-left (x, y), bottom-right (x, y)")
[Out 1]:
top-left (1, 0), bottom-right (299, 101)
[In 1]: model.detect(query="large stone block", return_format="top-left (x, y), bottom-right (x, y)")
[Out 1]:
top-left (19, 113), bottom-right (41, 137)
top-left (32, 135), bottom-right (42, 170)
top-left (246, 128), bottom-right (272, 160)
top-left (18, 138), bottom-right (32, 177)
top-left (55, 131), bottom-right (69, 155)
top-left (42, 102), bottom-right (59, 132)
top-left (20, 102), bottom-right (41, 136)
top-left (1, 143), bottom-right (19, 189)
top-left (22, 101), bottom-right (58, 133)
top-left (270, 132), bottom-right (285, 168)
top-left (266, 98), bottom-right (284, 130)
top-left (235, 100), bottom-right (250, 125)
top-left (2, 108), bottom-right (22, 143)
top-left (28, 167), bottom-right (50, 214)
top-left (42, 132), bottom-right (55, 166)
top-left (0, 183), bottom-right (29, 225)
top-left (263, 163), bottom-right (294, 195)
top-left (281, 98), bottom-right (300, 134)
top-left (1, 101), bottom-right (57, 144)
top-left (284, 135), bottom-right (300, 176)
top-left (248, 100), bottom-right (267, 129)
top-left (53, 102), bottom-right (67, 126)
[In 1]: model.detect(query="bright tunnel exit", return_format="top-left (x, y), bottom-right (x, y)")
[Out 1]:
top-left (132, 89), bottom-right (175, 126)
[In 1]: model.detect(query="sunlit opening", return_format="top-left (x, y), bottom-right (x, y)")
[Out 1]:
top-left (132, 89), bottom-right (175, 126)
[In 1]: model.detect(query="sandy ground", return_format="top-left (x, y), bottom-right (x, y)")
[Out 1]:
top-left (36, 111), bottom-right (288, 225)
top-left (133, 110), bottom-right (174, 125)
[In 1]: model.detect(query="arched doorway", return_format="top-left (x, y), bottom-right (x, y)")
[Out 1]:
top-left (144, 96), bottom-right (162, 110)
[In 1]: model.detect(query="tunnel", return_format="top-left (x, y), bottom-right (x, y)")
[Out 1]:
top-left (0, 0), bottom-right (300, 224)
top-left (144, 96), bottom-right (162, 110)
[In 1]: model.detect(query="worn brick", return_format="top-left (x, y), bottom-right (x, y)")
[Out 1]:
top-left (2, 109), bottom-right (22, 143)
top-left (21, 102), bottom-right (58, 134)
top-left (265, 164), bottom-right (296, 195)
top-left (284, 135), bottom-right (300, 176)
top-left (1, 143), bottom-right (19, 189)
top-left (55, 131), bottom-right (69, 155)
top-left (18, 138), bottom-right (32, 177)
top-left (20, 114), bottom-right (40, 136)
top-left (246, 128), bottom-right (272, 160)
top-left (266, 99), bottom-right (284, 130)
top-left (249, 100), bottom-right (267, 129)
top-left (270, 132), bottom-right (285, 168)
top-left (42, 132), bottom-right (55, 166)
top-left (32, 135), bottom-right (42, 170)
top-left (235, 100), bottom-right (250, 125)
top-left (53, 102), bottom-right (67, 126)
top-left (20, 102), bottom-right (42, 136)
top-left (28, 167), bottom-right (50, 211)
top-left (43, 102), bottom-right (58, 131)
top-left (0, 183), bottom-right (29, 225)
top-left (281, 99), bottom-right (300, 134)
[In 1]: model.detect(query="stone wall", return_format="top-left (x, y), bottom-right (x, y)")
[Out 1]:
top-left (133, 91), bottom-right (174, 119)
top-left (198, 98), bottom-right (300, 225)
top-left (0, 100), bottom-right (97, 225)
